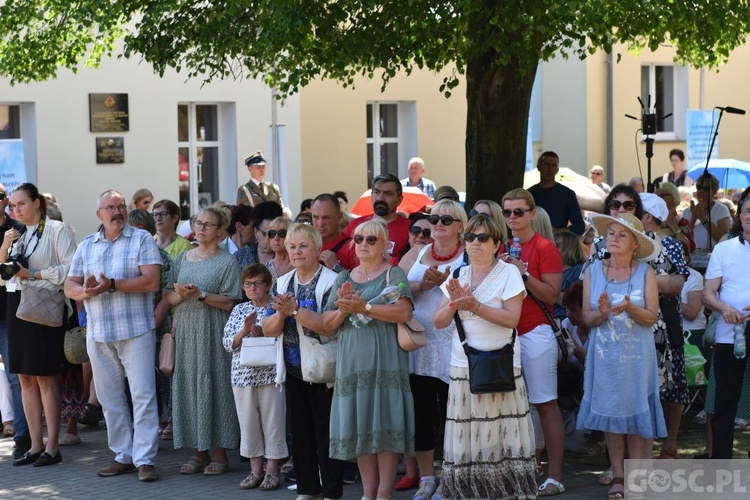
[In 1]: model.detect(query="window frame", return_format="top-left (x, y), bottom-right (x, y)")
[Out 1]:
top-left (177, 103), bottom-right (221, 219)
top-left (640, 63), bottom-right (688, 141)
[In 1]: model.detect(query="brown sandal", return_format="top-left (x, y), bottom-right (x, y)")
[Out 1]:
top-left (259, 473), bottom-right (280, 491)
top-left (607, 477), bottom-right (625, 500)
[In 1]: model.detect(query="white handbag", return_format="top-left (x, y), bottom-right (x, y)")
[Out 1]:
top-left (240, 337), bottom-right (277, 367)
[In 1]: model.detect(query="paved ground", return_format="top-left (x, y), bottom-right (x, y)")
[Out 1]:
top-left (0, 424), bottom-right (611, 499)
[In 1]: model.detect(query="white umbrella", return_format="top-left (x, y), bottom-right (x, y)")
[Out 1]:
top-left (524, 167), bottom-right (608, 212)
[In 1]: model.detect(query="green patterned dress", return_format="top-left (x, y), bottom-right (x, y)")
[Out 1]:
top-left (326, 267), bottom-right (415, 460)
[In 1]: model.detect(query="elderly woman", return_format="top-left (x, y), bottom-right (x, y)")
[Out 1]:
top-left (2, 183), bottom-right (76, 466)
top-left (500, 188), bottom-right (565, 497)
top-left (265, 216), bottom-right (294, 282)
top-left (262, 223), bottom-right (344, 500)
top-left (397, 200), bottom-right (466, 499)
top-left (322, 219), bottom-right (415, 500)
top-left (153, 199), bottom-right (193, 262)
top-left (407, 214), bottom-right (434, 250)
top-left (432, 214), bottom-right (535, 499)
top-left (223, 264), bottom-right (287, 491)
top-left (579, 213), bottom-right (665, 498)
top-left (166, 207), bottom-right (242, 475)
top-left (681, 172), bottom-right (731, 250)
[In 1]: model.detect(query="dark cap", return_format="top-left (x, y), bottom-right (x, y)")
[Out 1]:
top-left (433, 185), bottom-right (459, 202)
top-left (244, 151), bottom-right (267, 166)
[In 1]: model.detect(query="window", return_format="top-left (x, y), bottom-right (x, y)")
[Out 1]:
top-left (365, 102), bottom-right (417, 185)
top-left (177, 104), bottom-right (220, 219)
top-left (0, 105), bottom-right (21, 139)
top-left (641, 64), bottom-right (688, 140)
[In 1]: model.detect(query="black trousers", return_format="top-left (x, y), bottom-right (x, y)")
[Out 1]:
top-left (409, 374), bottom-right (449, 452)
top-left (286, 375), bottom-right (344, 498)
top-left (711, 344), bottom-right (747, 459)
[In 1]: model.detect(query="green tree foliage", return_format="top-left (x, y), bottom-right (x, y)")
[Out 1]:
top-left (1, 1), bottom-right (748, 203)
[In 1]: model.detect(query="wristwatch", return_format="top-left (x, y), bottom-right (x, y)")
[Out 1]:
top-left (198, 291), bottom-right (207, 302)
top-left (108, 278), bottom-right (116, 293)
top-left (332, 263), bottom-right (342, 273)
top-left (365, 303), bottom-right (372, 314)
top-left (292, 304), bottom-right (300, 317)
top-left (522, 271), bottom-right (530, 282)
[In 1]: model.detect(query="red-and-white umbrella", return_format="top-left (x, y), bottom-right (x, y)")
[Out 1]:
top-left (351, 186), bottom-right (433, 216)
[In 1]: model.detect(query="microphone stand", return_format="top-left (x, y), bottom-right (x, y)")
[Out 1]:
top-left (700, 108), bottom-right (724, 252)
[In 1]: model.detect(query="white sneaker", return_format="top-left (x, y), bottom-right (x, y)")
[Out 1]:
top-left (734, 418), bottom-right (747, 430)
top-left (693, 410), bottom-right (707, 425)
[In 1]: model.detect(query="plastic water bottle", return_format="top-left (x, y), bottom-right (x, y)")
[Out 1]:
top-left (734, 323), bottom-right (747, 359)
top-left (350, 282), bottom-right (407, 328)
top-left (509, 237), bottom-right (523, 260)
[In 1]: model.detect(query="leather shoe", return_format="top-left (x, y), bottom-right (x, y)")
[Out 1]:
top-left (12, 436), bottom-right (31, 460)
top-left (34, 451), bottom-right (62, 467)
top-left (13, 450), bottom-right (42, 466)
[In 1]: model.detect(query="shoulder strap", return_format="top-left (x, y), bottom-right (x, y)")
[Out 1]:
top-left (453, 310), bottom-right (515, 353)
top-left (330, 236), bottom-right (351, 254)
top-left (242, 185), bottom-right (255, 208)
top-left (525, 288), bottom-right (560, 333)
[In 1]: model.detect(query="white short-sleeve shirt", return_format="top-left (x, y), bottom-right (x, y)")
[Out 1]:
top-left (704, 236), bottom-right (750, 344)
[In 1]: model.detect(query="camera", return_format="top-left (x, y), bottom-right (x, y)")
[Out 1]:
top-left (0, 255), bottom-right (28, 281)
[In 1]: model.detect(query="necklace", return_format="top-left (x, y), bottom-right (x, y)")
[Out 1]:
top-left (470, 260), bottom-right (497, 291)
top-left (604, 260), bottom-right (633, 294)
top-left (360, 264), bottom-right (384, 281)
top-left (296, 266), bottom-right (320, 286)
top-left (195, 248), bottom-right (218, 261)
top-left (157, 234), bottom-right (176, 248)
top-left (430, 243), bottom-right (461, 262)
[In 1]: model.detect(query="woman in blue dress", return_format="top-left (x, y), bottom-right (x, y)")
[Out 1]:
top-left (578, 213), bottom-right (666, 500)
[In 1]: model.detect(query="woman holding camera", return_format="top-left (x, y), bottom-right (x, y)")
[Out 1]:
top-left (2, 183), bottom-right (76, 466)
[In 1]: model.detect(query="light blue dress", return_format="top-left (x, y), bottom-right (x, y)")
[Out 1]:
top-left (577, 260), bottom-right (667, 439)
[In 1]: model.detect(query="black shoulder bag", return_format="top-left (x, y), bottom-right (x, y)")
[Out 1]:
top-left (451, 265), bottom-right (516, 394)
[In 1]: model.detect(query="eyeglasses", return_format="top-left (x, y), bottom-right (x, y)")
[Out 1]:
top-left (152, 211), bottom-right (170, 219)
top-left (409, 226), bottom-right (431, 238)
top-left (193, 221), bottom-right (218, 230)
top-left (353, 234), bottom-right (378, 245)
top-left (468, 209), bottom-right (490, 218)
top-left (428, 214), bottom-right (460, 226)
top-left (243, 280), bottom-right (268, 288)
top-left (501, 208), bottom-right (532, 218)
top-left (100, 204), bottom-right (128, 213)
top-left (608, 200), bottom-right (636, 211)
top-left (267, 229), bottom-right (287, 239)
top-left (464, 232), bottom-right (493, 243)
top-left (0, 193), bottom-right (5, 200)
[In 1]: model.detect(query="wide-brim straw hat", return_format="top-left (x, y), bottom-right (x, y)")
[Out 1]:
top-left (64, 327), bottom-right (89, 364)
top-left (590, 212), bottom-right (661, 262)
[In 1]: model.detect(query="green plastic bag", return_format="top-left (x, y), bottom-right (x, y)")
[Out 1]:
top-left (684, 342), bottom-right (707, 386)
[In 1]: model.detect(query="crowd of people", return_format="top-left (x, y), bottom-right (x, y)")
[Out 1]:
top-left (0, 150), bottom-right (749, 500)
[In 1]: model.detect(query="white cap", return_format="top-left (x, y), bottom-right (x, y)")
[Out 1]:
top-left (639, 192), bottom-right (669, 222)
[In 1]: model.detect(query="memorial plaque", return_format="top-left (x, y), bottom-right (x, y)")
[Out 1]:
top-left (89, 93), bottom-right (129, 132)
top-left (96, 137), bottom-right (125, 164)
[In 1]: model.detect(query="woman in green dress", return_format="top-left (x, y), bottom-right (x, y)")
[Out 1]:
top-left (323, 219), bottom-right (416, 500)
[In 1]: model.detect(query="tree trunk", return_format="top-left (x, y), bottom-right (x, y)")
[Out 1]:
top-left (465, 52), bottom-right (539, 208)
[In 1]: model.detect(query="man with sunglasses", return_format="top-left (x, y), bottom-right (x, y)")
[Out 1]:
top-left (345, 174), bottom-right (411, 264)
top-left (528, 151), bottom-right (585, 235)
top-left (0, 184), bottom-right (29, 459)
top-left (589, 165), bottom-right (610, 194)
top-left (312, 193), bottom-right (358, 271)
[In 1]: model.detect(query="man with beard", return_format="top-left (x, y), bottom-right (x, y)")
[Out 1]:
top-left (528, 151), bottom-right (585, 235)
top-left (345, 173), bottom-right (411, 263)
top-left (312, 193), bottom-right (358, 271)
top-left (64, 190), bottom-right (162, 482)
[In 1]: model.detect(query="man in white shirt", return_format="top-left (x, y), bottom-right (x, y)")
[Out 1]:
top-left (702, 195), bottom-right (750, 458)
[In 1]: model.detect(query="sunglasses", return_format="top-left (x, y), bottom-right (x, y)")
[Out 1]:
top-left (501, 208), bottom-right (532, 218)
top-left (464, 232), bottom-right (493, 243)
top-left (0, 193), bottom-right (5, 200)
top-left (409, 226), bottom-right (431, 238)
top-left (428, 214), bottom-right (460, 226)
top-left (608, 200), bottom-right (636, 211)
top-left (353, 234), bottom-right (378, 245)
top-left (468, 209), bottom-right (490, 218)
top-left (267, 229), bottom-right (287, 239)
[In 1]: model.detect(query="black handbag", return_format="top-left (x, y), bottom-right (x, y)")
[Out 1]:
top-left (454, 311), bottom-right (516, 394)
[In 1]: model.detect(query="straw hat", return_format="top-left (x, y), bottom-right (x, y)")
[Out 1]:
top-left (64, 327), bottom-right (89, 364)
top-left (590, 212), bottom-right (661, 262)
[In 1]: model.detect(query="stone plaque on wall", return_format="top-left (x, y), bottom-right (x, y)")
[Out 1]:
top-left (96, 137), bottom-right (125, 164)
top-left (89, 93), bottom-right (129, 132)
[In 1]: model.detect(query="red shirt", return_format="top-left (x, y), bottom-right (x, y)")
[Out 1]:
top-left (517, 233), bottom-right (563, 335)
top-left (345, 214), bottom-right (411, 264)
top-left (321, 232), bottom-right (359, 270)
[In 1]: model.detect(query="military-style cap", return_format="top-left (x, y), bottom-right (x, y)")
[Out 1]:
top-left (244, 151), bottom-right (267, 166)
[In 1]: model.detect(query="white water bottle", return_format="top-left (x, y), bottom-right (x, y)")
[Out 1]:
top-left (734, 322), bottom-right (747, 359)
top-left (350, 283), bottom-right (407, 328)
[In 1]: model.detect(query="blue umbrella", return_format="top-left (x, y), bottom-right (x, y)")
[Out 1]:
top-left (687, 159), bottom-right (750, 189)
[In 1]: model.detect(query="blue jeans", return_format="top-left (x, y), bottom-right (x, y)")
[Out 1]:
top-left (0, 319), bottom-right (28, 441)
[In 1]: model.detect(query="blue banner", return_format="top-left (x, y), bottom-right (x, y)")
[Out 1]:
top-left (686, 110), bottom-right (719, 169)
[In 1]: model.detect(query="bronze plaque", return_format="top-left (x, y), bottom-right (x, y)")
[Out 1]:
top-left (96, 137), bottom-right (125, 164)
top-left (89, 93), bottom-right (129, 132)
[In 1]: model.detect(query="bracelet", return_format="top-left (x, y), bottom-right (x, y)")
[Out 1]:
top-left (474, 303), bottom-right (481, 314)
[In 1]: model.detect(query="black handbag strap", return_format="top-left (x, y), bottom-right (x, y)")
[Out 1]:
top-left (525, 287), bottom-right (560, 333)
top-left (453, 310), bottom-right (516, 355)
top-left (330, 236), bottom-right (351, 254)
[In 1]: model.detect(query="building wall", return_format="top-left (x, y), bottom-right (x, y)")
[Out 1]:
top-left (298, 67), bottom-right (466, 204)
top-left (1, 57), bottom-right (301, 238)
